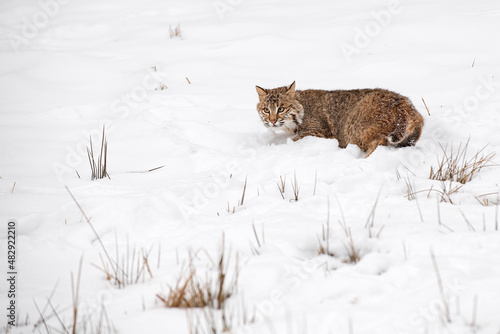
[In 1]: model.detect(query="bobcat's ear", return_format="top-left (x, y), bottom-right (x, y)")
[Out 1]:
top-left (287, 81), bottom-right (296, 94)
top-left (255, 85), bottom-right (268, 99)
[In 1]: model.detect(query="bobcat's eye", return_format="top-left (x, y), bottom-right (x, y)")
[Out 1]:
top-left (263, 108), bottom-right (270, 113)
top-left (277, 107), bottom-right (285, 113)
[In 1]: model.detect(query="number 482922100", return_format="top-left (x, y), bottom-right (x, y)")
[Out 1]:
top-left (7, 221), bottom-right (16, 270)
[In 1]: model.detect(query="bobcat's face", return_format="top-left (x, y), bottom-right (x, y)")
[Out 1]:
top-left (255, 81), bottom-right (304, 134)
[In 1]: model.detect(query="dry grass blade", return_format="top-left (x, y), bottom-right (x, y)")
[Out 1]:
top-left (252, 223), bottom-right (261, 249)
top-left (277, 175), bottom-right (286, 199)
top-left (226, 201), bottom-right (235, 214)
top-left (317, 198), bottom-right (332, 256)
top-left (496, 193), bottom-right (499, 231)
top-left (421, 97), bottom-right (431, 116)
top-left (290, 171), bottom-right (300, 202)
top-left (46, 299), bottom-right (69, 334)
top-left (313, 170), bottom-right (317, 196)
top-left (415, 195), bottom-right (423, 222)
top-left (33, 300), bottom-right (51, 334)
top-left (33, 281), bottom-right (60, 331)
top-left (459, 209), bottom-right (475, 231)
top-left (126, 165), bottom-right (166, 174)
top-left (65, 186), bottom-right (117, 280)
top-left (239, 176), bottom-right (247, 206)
top-left (250, 222), bottom-right (265, 255)
top-left (470, 295), bottom-right (478, 328)
top-left (430, 250), bottom-right (451, 323)
top-left (70, 256), bottom-right (84, 334)
top-left (364, 189), bottom-right (381, 229)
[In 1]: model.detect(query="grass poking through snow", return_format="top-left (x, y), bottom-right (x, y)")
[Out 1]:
top-left (169, 24), bottom-right (182, 38)
top-left (94, 237), bottom-right (154, 289)
top-left (157, 234), bottom-right (239, 310)
top-left (33, 257), bottom-right (116, 334)
top-left (430, 140), bottom-right (495, 184)
top-left (87, 126), bottom-right (109, 181)
top-left (290, 171), bottom-right (300, 202)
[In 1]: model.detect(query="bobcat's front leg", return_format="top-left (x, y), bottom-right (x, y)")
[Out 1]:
top-left (292, 134), bottom-right (306, 141)
top-left (292, 129), bottom-right (325, 142)
top-left (292, 131), bottom-right (313, 141)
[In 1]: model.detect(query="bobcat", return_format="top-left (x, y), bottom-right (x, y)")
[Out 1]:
top-left (255, 82), bottom-right (424, 157)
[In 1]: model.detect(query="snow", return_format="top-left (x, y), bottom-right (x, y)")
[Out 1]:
top-left (1, 0), bottom-right (500, 333)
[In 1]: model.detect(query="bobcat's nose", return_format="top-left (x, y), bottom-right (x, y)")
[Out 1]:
top-left (270, 120), bottom-right (277, 125)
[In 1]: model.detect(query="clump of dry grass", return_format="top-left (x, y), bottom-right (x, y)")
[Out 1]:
top-left (87, 126), bottom-right (109, 181)
top-left (66, 186), bottom-right (154, 289)
top-left (317, 222), bottom-right (333, 257)
top-left (317, 199), bottom-right (360, 263)
top-left (341, 227), bottom-right (361, 264)
top-left (186, 296), bottom-right (254, 334)
top-left (169, 24), bottom-right (182, 38)
top-left (156, 266), bottom-right (206, 308)
top-left (317, 199), bottom-right (333, 256)
top-left (474, 192), bottom-right (500, 206)
top-left (157, 235), bottom-right (239, 310)
top-left (403, 176), bottom-right (417, 200)
top-left (225, 176), bottom-right (247, 214)
top-left (430, 141), bottom-right (495, 184)
top-left (404, 141), bottom-right (495, 204)
top-left (94, 237), bottom-right (154, 289)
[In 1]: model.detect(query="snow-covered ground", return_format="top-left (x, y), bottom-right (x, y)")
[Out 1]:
top-left (1, 0), bottom-right (500, 333)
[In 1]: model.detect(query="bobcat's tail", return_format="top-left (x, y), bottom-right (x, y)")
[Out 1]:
top-left (387, 121), bottom-right (407, 146)
top-left (388, 131), bottom-right (404, 145)
top-left (388, 121), bottom-right (422, 147)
